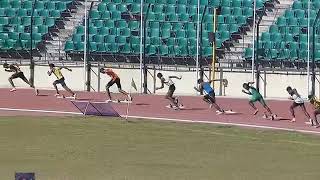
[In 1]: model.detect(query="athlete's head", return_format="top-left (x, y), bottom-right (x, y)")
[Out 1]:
top-left (242, 83), bottom-right (249, 90)
top-left (286, 86), bottom-right (292, 93)
top-left (157, 73), bottom-right (163, 79)
top-left (197, 79), bottom-right (203, 84)
top-left (3, 63), bottom-right (9, 69)
top-left (99, 68), bottom-right (105, 74)
top-left (49, 63), bottom-right (55, 69)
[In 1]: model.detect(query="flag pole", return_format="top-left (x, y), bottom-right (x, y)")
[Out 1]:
top-left (125, 86), bottom-right (132, 121)
top-left (125, 79), bottom-right (135, 120)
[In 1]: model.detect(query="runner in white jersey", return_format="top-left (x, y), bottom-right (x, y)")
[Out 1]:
top-left (286, 86), bottom-right (313, 124)
top-left (155, 73), bottom-right (182, 110)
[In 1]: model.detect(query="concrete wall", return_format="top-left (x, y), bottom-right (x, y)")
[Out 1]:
top-left (0, 65), bottom-right (316, 99)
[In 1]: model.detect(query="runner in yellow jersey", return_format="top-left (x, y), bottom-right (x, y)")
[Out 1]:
top-left (308, 95), bottom-right (320, 128)
top-left (47, 63), bottom-right (76, 99)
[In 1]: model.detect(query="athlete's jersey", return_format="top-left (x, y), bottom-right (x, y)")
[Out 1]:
top-left (9, 64), bottom-right (21, 73)
top-left (290, 89), bottom-right (304, 103)
top-left (52, 67), bottom-right (63, 80)
top-left (163, 77), bottom-right (174, 86)
top-left (249, 87), bottom-right (259, 96)
top-left (310, 97), bottom-right (320, 109)
top-left (105, 68), bottom-right (119, 80)
top-left (201, 82), bottom-right (214, 95)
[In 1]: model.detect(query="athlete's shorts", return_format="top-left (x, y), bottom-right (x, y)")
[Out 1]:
top-left (167, 84), bottom-right (175, 97)
top-left (250, 93), bottom-right (266, 106)
top-left (53, 77), bottom-right (66, 86)
top-left (11, 72), bottom-right (26, 80)
top-left (291, 102), bottom-right (304, 108)
top-left (107, 78), bottom-right (122, 89)
top-left (204, 91), bottom-right (216, 103)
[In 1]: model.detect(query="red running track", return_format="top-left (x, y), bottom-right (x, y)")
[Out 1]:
top-left (0, 88), bottom-right (319, 134)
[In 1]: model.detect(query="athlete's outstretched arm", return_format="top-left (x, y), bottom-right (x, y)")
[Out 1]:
top-left (168, 75), bottom-right (182, 80)
top-left (155, 79), bottom-right (165, 90)
top-left (194, 86), bottom-right (200, 92)
top-left (4, 69), bottom-right (14, 72)
top-left (62, 67), bottom-right (72, 71)
top-left (47, 69), bottom-right (53, 76)
top-left (242, 89), bottom-right (252, 95)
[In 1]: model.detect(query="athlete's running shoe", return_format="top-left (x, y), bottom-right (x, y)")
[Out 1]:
top-left (10, 88), bottom-right (16, 92)
top-left (35, 89), bottom-right (39, 96)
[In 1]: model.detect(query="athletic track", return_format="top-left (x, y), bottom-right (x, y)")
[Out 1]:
top-left (0, 88), bottom-right (320, 135)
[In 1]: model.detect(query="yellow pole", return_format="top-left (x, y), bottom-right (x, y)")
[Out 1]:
top-left (211, 8), bottom-right (217, 87)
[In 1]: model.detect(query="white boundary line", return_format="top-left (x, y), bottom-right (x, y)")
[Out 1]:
top-left (123, 115), bottom-right (320, 135)
top-left (0, 107), bottom-right (319, 135)
top-left (0, 107), bottom-right (82, 115)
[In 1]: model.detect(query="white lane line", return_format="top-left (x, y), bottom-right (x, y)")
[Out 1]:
top-left (0, 107), bottom-right (319, 135)
top-left (123, 115), bottom-right (320, 135)
top-left (0, 107), bottom-right (82, 115)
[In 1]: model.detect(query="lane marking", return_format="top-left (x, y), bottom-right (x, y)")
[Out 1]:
top-left (0, 107), bottom-right (82, 115)
top-left (0, 107), bottom-right (319, 135)
top-left (123, 115), bottom-right (320, 135)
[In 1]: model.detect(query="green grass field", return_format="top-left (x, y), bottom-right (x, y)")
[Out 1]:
top-left (0, 116), bottom-right (320, 180)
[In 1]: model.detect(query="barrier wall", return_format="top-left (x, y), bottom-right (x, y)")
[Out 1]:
top-left (0, 65), bottom-right (317, 99)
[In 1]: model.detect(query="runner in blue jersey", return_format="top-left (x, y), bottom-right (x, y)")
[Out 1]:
top-left (194, 79), bottom-right (225, 113)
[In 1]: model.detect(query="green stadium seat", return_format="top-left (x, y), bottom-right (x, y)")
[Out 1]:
top-left (178, 0), bottom-right (187, 5)
top-left (98, 3), bottom-right (107, 12)
top-left (111, 11), bottom-right (121, 20)
top-left (33, 17), bottom-right (44, 26)
top-left (46, 2), bottom-right (56, 10)
top-left (11, 0), bottom-right (21, 9)
top-left (15, 25), bottom-right (25, 33)
top-left (75, 42), bottom-right (84, 51)
top-left (159, 45), bottom-right (169, 56)
top-left (108, 4), bottom-right (117, 12)
top-left (93, 35), bottom-right (104, 43)
top-left (221, 0), bottom-right (231, 7)
top-left (120, 44), bottom-right (131, 54)
top-left (117, 4), bottom-right (127, 12)
top-left (0, 0), bottom-right (9, 8)
top-left (96, 43), bottom-right (106, 53)
top-left (38, 25), bottom-right (48, 34)
top-left (161, 29), bottom-right (170, 39)
top-left (128, 21), bottom-right (139, 30)
top-left (56, 2), bottom-right (67, 11)
top-left (99, 27), bottom-right (109, 35)
top-left (104, 20), bottom-right (115, 28)
top-left (90, 10), bottom-right (100, 19)
top-left (65, 41), bottom-right (74, 52)
top-left (9, 17), bottom-right (21, 25)
top-left (35, 1), bottom-right (45, 10)
top-left (101, 11), bottom-right (111, 19)
top-left (6, 9), bottom-right (16, 17)
top-left (45, 17), bottom-right (55, 27)
top-left (284, 9), bottom-right (294, 18)
top-left (89, 42), bottom-right (97, 52)
top-left (93, 20), bottom-right (104, 28)
top-left (40, 9), bottom-right (50, 17)
top-left (22, 17), bottom-right (31, 26)
top-left (292, 1), bottom-right (302, 10)
top-left (89, 26), bottom-right (98, 35)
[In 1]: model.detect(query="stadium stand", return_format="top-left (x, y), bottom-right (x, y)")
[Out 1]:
top-left (244, 0), bottom-right (320, 63)
top-left (65, 0), bottom-right (275, 65)
top-left (0, 0), bottom-right (74, 58)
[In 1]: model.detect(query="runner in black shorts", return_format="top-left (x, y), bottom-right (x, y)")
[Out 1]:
top-left (286, 86), bottom-right (312, 123)
top-left (48, 63), bottom-right (76, 99)
top-left (100, 67), bottom-right (131, 102)
top-left (3, 63), bottom-right (39, 95)
top-left (155, 73), bottom-right (183, 110)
